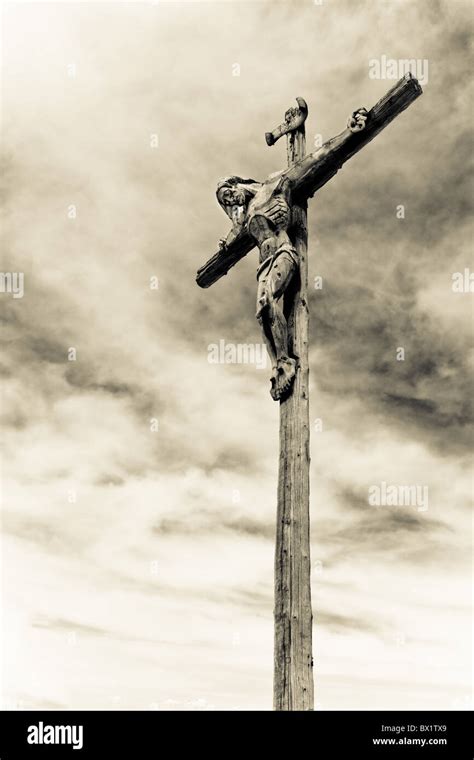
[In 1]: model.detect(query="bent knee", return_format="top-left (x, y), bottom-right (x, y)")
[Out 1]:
top-left (256, 291), bottom-right (280, 321)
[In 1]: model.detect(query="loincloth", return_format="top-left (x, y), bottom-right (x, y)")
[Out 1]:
top-left (256, 245), bottom-right (298, 318)
top-left (256, 245), bottom-right (298, 281)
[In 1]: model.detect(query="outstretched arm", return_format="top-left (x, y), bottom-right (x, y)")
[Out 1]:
top-left (284, 107), bottom-right (369, 198)
top-left (218, 224), bottom-right (242, 252)
top-left (283, 74), bottom-right (422, 202)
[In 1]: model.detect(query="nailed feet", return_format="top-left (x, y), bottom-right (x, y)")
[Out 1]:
top-left (270, 357), bottom-right (297, 401)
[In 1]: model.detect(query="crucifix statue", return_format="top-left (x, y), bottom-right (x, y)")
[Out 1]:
top-left (215, 98), bottom-right (369, 401)
top-left (196, 74), bottom-right (423, 710)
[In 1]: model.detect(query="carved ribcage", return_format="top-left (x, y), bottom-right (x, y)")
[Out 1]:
top-left (265, 197), bottom-right (290, 229)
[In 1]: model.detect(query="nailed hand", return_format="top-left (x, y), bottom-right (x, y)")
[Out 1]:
top-left (347, 107), bottom-right (368, 133)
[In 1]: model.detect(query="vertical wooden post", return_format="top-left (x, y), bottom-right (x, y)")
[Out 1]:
top-left (273, 120), bottom-right (313, 710)
top-left (197, 78), bottom-right (422, 710)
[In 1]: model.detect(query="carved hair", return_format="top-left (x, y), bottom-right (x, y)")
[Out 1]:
top-left (216, 176), bottom-right (260, 207)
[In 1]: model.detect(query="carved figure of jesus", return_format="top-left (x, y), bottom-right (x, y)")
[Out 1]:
top-left (216, 106), bottom-right (368, 400)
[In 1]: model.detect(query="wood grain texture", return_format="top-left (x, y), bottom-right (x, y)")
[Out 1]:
top-left (273, 125), bottom-right (314, 711)
top-left (289, 73), bottom-right (423, 204)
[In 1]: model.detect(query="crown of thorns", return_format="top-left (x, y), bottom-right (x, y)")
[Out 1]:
top-left (216, 176), bottom-right (258, 198)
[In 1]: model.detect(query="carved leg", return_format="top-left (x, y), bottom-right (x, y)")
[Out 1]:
top-left (258, 317), bottom-right (279, 398)
top-left (256, 271), bottom-right (278, 392)
top-left (256, 249), bottom-right (297, 400)
top-left (258, 303), bottom-right (292, 401)
top-left (268, 300), bottom-right (296, 401)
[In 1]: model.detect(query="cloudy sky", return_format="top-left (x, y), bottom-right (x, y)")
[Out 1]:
top-left (1, 0), bottom-right (472, 710)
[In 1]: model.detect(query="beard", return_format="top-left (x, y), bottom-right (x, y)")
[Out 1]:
top-left (231, 205), bottom-right (245, 226)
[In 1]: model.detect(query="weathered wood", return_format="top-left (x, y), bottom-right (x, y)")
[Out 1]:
top-left (197, 77), bottom-right (423, 712)
top-left (265, 97), bottom-right (308, 146)
top-left (289, 73), bottom-right (423, 203)
top-left (274, 123), bottom-right (313, 711)
top-left (195, 74), bottom-right (421, 289)
top-left (195, 231), bottom-right (254, 289)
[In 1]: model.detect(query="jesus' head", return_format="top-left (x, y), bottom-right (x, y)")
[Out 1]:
top-left (216, 176), bottom-right (261, 224)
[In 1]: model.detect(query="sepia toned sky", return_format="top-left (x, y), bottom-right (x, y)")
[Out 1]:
top-left (1, 0), bottom-right (472, 710)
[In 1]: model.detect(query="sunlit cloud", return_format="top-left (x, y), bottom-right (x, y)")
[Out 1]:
top-left (1, 0), bottom-right (472, 710)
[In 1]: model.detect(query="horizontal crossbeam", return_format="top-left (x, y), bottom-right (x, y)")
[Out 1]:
top-left (196, 73), bottom-right (422, 289)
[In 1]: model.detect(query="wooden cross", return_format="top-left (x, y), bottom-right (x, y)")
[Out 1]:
top-left (196, 74), bottom-right (422, 711)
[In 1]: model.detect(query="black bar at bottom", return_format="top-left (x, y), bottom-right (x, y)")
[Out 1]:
top-left (0, 709), bottom-right (471, 757)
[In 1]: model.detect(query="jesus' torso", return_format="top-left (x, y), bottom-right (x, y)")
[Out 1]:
top-left (246, 172), bottom-right (292, 259)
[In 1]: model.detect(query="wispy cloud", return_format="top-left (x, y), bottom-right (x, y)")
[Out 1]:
top-left (1, 0), bottom-right (472, 710)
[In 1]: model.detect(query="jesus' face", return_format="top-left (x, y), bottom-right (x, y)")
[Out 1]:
top-left (217, 186), bottom-right (247, 208)
top-left (217, 185), bottom-right (248, 226)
